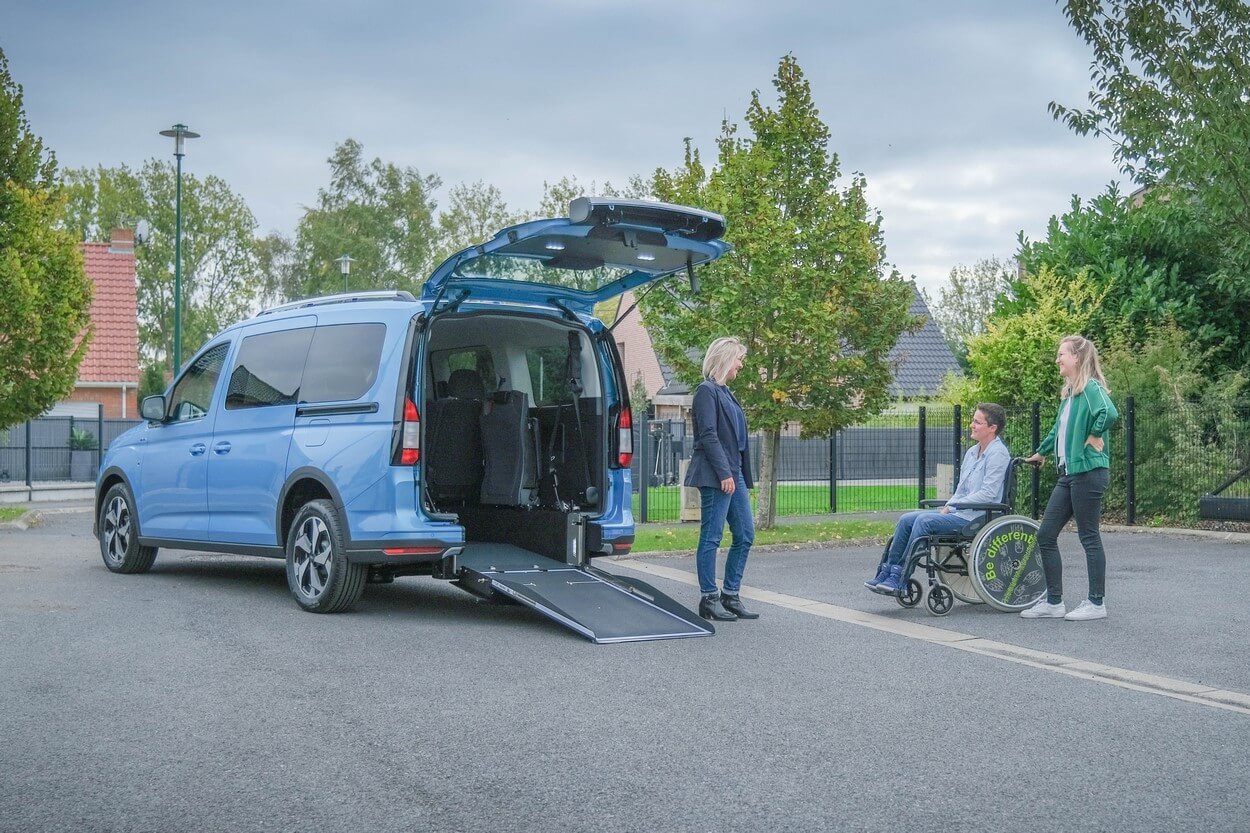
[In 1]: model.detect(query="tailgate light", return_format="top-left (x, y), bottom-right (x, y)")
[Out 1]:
top-left (615, 405), bottom-right (633, 467)
top-left (611, 542), bottom-right (633, 554)
top-left (400, 399), bottom-right (420, 464)
top-left (383, 546), bottom-right (445, 556)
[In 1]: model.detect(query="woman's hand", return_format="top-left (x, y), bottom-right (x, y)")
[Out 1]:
top-left (720, 477), bottom-right (736, 494)
top-left (1086, 435), bottom-right (1104, 453)
top-left (1024, 452), bottom-right (1044, 465)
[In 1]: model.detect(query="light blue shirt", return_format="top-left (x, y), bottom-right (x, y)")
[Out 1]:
top-left (946, 436), bottom-right (1011, 521)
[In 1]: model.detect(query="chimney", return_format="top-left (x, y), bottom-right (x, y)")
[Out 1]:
top-left (109, 228), bottom-right (135, 255)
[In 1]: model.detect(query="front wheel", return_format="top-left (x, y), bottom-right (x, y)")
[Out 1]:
top-left (99, 484), bottom-right (158, 574)
top-left (285, 500), bottom-right (365, 613)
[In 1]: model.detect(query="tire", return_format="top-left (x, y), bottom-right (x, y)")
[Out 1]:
top-left (967, 514), bottom-right (1047, 611)
top-left (896, 578), bottom-right (923, 609)
top-left (98, 483), bottom-right (158, 574)
top-left (927, 584), bottom-right (954, 616)
top-left (285, 499), bottom-right (365, 613)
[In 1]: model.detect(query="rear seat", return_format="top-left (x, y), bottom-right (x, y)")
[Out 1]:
top-left (426, 368), bottom-right (485, 504)
top-left (479, 390), bottom-right (540, 507)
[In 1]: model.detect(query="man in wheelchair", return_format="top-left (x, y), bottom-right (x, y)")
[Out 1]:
top-left (866, 403), bottom-right (1010, 596)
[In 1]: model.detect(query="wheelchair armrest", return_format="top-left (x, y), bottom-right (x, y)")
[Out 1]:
top-left (948, 502), bottom-right (1011, 513)
top-left (919, 499), bottom-right (948, 508)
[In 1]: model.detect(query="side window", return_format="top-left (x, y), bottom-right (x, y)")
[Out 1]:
top-left (225, 327), bottom-right (314, 409)
top-left (168, 343), bottom-right (230, 422)
top-left (526, 345), bottom-right (573, 407)
top-left (300, 323), bottom-right (386, 403)
top-left (435, 347), bottom-right (497, 397)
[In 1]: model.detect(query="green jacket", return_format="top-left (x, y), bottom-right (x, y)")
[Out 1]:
top-left (1036, 378), bottom-right (1119, 474)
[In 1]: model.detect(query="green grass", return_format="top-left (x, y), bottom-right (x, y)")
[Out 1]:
top-left (632, 519), bottom-right (895, 553)
top-left (632, 484), bottom-right (934, 522)
top-left (0, 507), bottom-right (27, 522)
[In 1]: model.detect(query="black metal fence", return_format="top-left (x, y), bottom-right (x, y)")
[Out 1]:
top-left (633, 399), bottom-right (1250, 528)
top-left (0, 407), bottom-right (142, 485)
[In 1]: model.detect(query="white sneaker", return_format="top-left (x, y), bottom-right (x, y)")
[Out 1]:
top-left (1020, 598), bottom-right (1066, 619)
top-left (1065, 600), bottom-right (1108, 621)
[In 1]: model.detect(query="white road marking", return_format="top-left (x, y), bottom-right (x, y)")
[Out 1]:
top-left (611, 559), bottom-right (1250, 716)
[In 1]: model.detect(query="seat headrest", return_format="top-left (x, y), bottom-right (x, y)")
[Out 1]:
top-left (446, 368), bottom-right (486, 400)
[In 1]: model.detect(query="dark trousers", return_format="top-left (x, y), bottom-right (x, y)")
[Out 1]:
top-left (1037, 467), bottom-right (1110, 603)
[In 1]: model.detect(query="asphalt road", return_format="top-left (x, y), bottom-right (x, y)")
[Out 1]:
top-left (2, 510), bottom-right (1248, 833)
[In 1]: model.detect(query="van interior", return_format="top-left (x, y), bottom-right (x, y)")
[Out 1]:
top-left (421, 311), bottom-right (607, 562)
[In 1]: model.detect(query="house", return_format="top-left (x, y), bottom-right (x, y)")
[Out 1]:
top-left (610, 283), bottom-right (959, 419)
top-left (52, 228), bottom-right (140, 418)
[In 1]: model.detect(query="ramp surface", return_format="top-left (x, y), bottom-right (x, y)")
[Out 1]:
top-left (457, 544), bottom-right (713, 643)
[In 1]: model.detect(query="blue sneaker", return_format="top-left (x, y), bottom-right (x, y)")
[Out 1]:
top-left (873, 565), bottom-right (903, 595)
top-left (864, 563), bottom-right (890, 589)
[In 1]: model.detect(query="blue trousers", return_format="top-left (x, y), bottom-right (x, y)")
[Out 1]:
top-left (695, 473), bottom-right (754, 595)
top-left (885, 510), bottom-right (970, 568)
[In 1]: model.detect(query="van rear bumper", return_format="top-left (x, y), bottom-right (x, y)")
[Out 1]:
top-left (346, 541), bottom-right (462, 566)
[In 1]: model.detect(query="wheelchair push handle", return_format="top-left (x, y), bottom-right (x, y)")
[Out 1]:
top-left (1013, 456), bottom-right (1042, 468)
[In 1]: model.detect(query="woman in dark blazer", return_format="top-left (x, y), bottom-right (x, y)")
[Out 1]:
top-left (684, 336), bottom-right (758, 621)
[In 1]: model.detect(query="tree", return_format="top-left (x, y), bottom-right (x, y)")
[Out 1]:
top-left (287, 139), bottom-right (441, 298)
top-left (1052, 0), bottom-right (1250, 245)
top-left (923, 257), bottom-right (1014, 367)
top-left (430, 180), bottom-right (518, 270)
top-left (1015, 183), bottom-right (1250, 370)
top-left (62, 161), bottom-right (262, 374)
top-left (943, 266), bottom-right (1106, 409)
top-left (644, 55), bottom-right (917, 528)
top-left (0, 48), bottom-right (92, 429)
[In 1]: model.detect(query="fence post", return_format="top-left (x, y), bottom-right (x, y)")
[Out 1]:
top-left (918, 406), bottom-right (927, 506)
top-left (24, 419), bottom-right (32, 487)
top-left (637, 407), bottom-right (651, 524)
top-left (829, 429), bottom-right (837, 513)
top-left (1125, 396), bottom-right (1136, 526)
top-left (97, 403), bottom-right (105, 478)
top-left (1030, 402), bottom-right (1041, 519)
top-left (952, 404), bottom-right (962, 485)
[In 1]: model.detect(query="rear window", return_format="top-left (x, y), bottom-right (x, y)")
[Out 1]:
top-left (301, 323), bottom-right (386, 402)
top-left (224, 323), bottom-right (385, 409)
top-left (526, 345), bottom-right (574, 407)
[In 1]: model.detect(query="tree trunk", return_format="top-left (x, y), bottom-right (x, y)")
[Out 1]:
top-left (755, 428), bottom-right (781, 529)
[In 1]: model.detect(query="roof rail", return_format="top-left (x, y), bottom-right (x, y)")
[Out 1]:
top-left (258, 290), bottom-right (418, 316)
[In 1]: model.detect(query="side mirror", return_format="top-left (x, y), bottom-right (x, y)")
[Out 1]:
top-left (141, 395), bottom-right (166, 422)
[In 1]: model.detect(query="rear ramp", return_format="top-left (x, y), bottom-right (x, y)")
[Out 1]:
top-left (455, 544), bottom-right (713, 644)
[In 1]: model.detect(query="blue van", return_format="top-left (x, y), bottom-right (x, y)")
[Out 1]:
top-left (94, 198), bottom-right (730, 642)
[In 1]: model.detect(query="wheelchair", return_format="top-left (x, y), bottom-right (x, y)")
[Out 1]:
top-left (875, 457), bottom-right (1046, 616)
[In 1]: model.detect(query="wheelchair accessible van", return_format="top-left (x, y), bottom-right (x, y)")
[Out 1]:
top-left (873, 457), bottom-right (1046, 616)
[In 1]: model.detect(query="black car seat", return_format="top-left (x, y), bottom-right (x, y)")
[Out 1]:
top-left (479, 389), bottom-right (539, 507)
top-left (426, 368), bottom-right (486, 504)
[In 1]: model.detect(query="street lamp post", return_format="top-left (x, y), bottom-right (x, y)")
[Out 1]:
top-left (336, 254), bottom-right (354, 293)
top-left (159, 123), bottom-right (200, 374)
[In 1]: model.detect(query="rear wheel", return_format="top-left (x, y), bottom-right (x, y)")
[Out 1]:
top-left (99, 484), bottom-right (158, 574)
top-left (285, 500), bottom-right (365, 613)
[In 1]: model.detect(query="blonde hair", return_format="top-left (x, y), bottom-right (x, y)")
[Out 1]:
top-left (1059, 334), bottom-right (1108, 398)
top-left (702, 336), bottom-right (747, 385)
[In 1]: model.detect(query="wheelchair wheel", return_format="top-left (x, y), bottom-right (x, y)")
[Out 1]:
top-left (967, 514), bottom-right (1047, 611)
top-left (896, 578), bottom-right (923, 608)
top-left (926, 584), bottom-right (954, 616)
top-left (934, 546), bottom-right (982, 605)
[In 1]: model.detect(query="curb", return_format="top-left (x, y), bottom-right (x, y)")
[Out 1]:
top-left (0, 510), bottom-right (41, 531)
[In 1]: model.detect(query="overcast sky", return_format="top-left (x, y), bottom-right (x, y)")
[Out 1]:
top-left (5, 0), bottom-right (1124, 296)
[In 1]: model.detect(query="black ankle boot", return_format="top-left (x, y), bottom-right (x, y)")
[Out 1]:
top-left (721, 593), bottom-right (760, 620)
top-left (699, 594), bottom-right (737, 621)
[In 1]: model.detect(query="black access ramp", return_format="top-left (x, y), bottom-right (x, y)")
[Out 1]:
top-left (456, 544), bottom-right (713, 644)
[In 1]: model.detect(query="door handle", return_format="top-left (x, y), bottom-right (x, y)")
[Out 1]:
top-left (189, 443), bottom-right (207, 456)
top-left (213, 441), bottom-right (232, 455)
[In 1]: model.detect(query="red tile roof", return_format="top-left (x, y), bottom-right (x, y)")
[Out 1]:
top-left (78, 236), bottom-right (139, 384)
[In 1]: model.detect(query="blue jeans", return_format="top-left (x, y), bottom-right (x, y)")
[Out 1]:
top-left (695, 473), bottom-right (754, 595)
top-left (885, 510), bottom-right (970, 568)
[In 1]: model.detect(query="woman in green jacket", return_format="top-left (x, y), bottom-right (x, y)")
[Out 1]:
top-left (1021, 335), bottom-right (1119, 622)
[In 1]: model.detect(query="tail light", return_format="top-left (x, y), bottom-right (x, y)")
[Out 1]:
top-left (614, 405), bottom-right (633, 467)
top-left (400, 399), bottom-right (420, 465)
